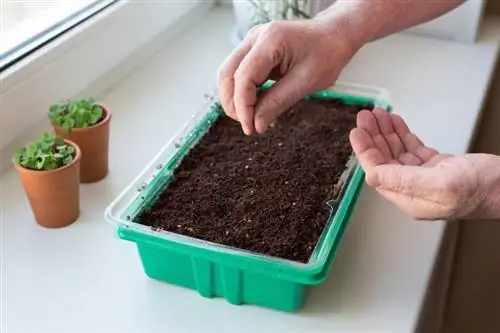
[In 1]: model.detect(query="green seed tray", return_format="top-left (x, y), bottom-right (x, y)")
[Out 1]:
top-left (104, 80), bottom-right (392, 312)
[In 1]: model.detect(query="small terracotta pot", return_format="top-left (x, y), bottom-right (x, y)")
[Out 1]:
top-left (53, 105), bottom-right (111, 183)
top-left (14, 140), bottom-right (81, 229)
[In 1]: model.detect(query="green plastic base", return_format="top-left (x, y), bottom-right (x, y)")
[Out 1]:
top-left (137, 242), bottom-right (308, 312)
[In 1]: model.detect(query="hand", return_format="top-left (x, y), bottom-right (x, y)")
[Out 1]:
top-left (349, 108), bottom-right (500, 221)
top-left (217, 19), bottom-right (359, 135)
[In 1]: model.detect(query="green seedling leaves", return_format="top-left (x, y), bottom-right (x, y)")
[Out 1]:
top-left (13, 132), bottom-right (75, 171)
top-left (48, 97), bottom-right (104, 132)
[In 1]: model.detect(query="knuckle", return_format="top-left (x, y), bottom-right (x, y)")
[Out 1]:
top-left (265, 21), bottom-right (285, 34)
top-left (216, 66), bottom-right (227, 81)
top-left (217, 63), bottom-right (232, 82)
top-left (233, 68), bottom-right (246, 83)
top-left (247, 24), bottom-right (263, 38)
top-left (364, 172), bottom-right (378, 188)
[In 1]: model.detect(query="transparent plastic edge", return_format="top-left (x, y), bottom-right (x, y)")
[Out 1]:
top-left (103, 93), bottom-right (218, 227)
top-left (104, 81), bottom-right (392, 272)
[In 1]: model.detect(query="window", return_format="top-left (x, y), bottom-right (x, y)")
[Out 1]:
top-left (0, 0), bottom-right (209, 174)
top-left (0, 0), bottom-right (117, 71)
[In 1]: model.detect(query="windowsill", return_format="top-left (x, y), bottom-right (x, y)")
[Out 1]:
top-left (3, 6), bottom-right (500, 333)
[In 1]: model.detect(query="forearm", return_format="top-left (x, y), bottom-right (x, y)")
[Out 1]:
top-left (314, 0), bottom-right (467, 49)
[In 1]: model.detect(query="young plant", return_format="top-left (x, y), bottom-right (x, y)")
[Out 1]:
top-left (48, 97), bottom-right (104, 132)
top-left (248, 0), bottom-right (311, 26)
top-left (13, 132), bottom-right (75, 171)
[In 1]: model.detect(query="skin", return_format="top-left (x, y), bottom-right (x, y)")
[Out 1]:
top-left (350, 109), bottom-right (500, 220)
top-left (217, 0), bottom-right (500, 220)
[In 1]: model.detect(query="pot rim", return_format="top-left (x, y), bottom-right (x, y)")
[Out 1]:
top-left (13, 139), bottom-right (82, 175)
top-left (52, 104), bottom-right (112, 133)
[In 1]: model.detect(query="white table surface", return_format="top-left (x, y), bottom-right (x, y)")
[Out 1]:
top-left (2, 6), bottom-right (500, 333)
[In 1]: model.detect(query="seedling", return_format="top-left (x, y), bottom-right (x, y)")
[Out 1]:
top-left (13, 132), bottom-right (75, 171)
top-left (48, 97), bottom-right (104, 132)
top-left (248, 0), bottom-right (311, 26)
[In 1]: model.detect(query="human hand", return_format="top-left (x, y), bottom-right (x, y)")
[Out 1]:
top-left (349, 108), bottom-right (500, 220)
top-left (217, 19), bottom-right (360, 135)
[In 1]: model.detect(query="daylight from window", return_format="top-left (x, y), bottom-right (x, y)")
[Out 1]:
top-left (0, 0), bottom-right (104, 65)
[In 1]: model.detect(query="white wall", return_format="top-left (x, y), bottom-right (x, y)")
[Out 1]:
top-left (406, 0), bottom-right (485, 43)
top-left (223, 0), bottom-right (485, 44)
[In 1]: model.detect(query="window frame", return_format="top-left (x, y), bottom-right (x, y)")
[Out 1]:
top-left (0, 0), bottom-right (215, 173)
top-left (0, 0), bottom-right (119, 71)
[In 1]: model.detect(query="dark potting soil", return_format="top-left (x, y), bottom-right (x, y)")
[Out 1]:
top-left (137, 98), bottom-right (374, 263)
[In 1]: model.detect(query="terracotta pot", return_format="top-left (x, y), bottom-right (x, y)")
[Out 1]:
top-left (53, 105), bottom-right (111, 183)
top-left (14, 140), bottom-right (81, 228)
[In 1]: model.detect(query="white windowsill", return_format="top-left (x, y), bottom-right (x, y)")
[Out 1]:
top-left (2, 5), bottom-right (500, 333)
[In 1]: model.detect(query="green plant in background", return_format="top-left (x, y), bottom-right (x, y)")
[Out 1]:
top-left (13, 132), bottom-right (75, 171)
top-left (48, 97), bottom-right (104, 132)
top-left (248, 0), bottom-right (311, 27)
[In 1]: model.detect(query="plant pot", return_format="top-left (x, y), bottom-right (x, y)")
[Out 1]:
top-left (232, 0), bottom-right (336, 41)
top-left (105, 81), bottom-right (392, 312)
top-left (14, 140), bottom-right (81, 228)
top-left (53, 106), bottom-right (111, 183)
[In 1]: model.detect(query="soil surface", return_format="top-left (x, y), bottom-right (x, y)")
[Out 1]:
top-left (137, 98), bottom-right (373, 263)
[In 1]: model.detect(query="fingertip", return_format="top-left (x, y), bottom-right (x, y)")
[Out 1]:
top-left (254, 118), bottom-right (270, 134)
top-left (391, 113), bottom-right (411, 135)
top-left (242, 124), bottom-right (254, 136)
top-left (349, 127), bottom-right (361, 146)
top-left (364, 169), bottom-right (381, 188)
top-left (372, 107), bottom-right (388, 114)
top-left (349, 127), bottom-right (373, 154)
top-left (356, 110), bottom-right (381, 136)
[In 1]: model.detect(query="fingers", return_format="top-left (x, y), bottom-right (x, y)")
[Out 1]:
top-left (356, 110), bottom-right (393, 161)
top-left (349, 128), bottom-right (387, 169)
top-left (253, 66), bottom-right (309, 133)
top-left (217, 40), bottom-right (253, 121)
top-left (233, 38), bottom-right (282, 135)
top-left (391, 114), bottom-right (439, 163)
top-left (372, 108), bottom-right (405, 158)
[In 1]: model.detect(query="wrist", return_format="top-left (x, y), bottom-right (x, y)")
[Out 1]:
top-left (467, 154), bottom-right (500, 219)
top-left (479, 163), bottom-right (500, 219)
top-left (312, 1), bottom-right (386, 52)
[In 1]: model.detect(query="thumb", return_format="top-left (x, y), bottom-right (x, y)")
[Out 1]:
top-left (367, 164), bottom-right (438, 198)
top-left (253, 66), bottom-right (311, 133)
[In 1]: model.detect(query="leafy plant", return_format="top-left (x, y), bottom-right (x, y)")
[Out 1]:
top-left (13, 132), bottom-right (76, 171)
top-left (247, 0), bottom-right (311, 27)
top-left (48, 97), bottom-right (104, 132)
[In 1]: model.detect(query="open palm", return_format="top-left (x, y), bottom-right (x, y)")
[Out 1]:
top-left (349, 108), bottom-right (484, 220)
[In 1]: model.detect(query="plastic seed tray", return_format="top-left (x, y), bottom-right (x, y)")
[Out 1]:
top-left (104, 81), bottom-right (391, 312)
